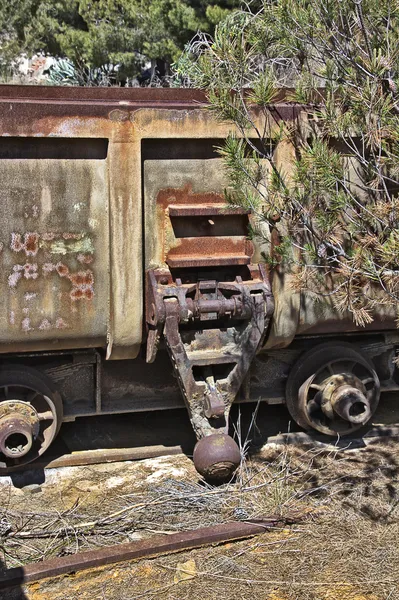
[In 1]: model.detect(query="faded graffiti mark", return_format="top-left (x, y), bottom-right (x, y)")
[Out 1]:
top-left (24, 292), bottom-right (37, 301)
top-left (21, 316), bottom-right (70, 333)
top-left (109, 109), bottom-right (129, 122)
top-left (77, 253), bottom-right (93, 265)
top-left (55, 317), bottom-right (68, 328)
top-left (11, 233), bottom-right (39, 257)
top-left (43, 262), bottom-right (69, 277)
top-left (42, 262), bottom-right (94, 301)
top-left (8, 263), bottom-right (39, 287)
top-left (6, 229), bottom-right (96, 337)
top-left (40, 234), bottom-right (94, 255)
top-left (23, 205), bottom-right (40, 219)
top-left (22, 317), bottom-right (33, 332)
top-left (10, 232), bottom-right (94, 256)
top-left (69, 270), bottom-right (94, 301)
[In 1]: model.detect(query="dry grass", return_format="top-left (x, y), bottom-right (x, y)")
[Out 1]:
top-left (1, 435), bottom-right (399, 599)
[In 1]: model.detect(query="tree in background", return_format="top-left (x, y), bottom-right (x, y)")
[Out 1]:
top-left (175, 0), bottom-right (399, 327)
top-left (0, 0), bottom-right (240, 84)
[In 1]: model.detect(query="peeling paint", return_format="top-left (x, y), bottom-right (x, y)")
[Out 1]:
top-left (109, 109), bottom-right (129, 122)
top-left (40, 235), bottom-right (94, 255)
top-left (24, 292), bottom-right (37, 302)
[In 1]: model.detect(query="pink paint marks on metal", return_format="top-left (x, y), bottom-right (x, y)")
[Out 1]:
top-left (10, 234), bottom-right (23, 253)
top-left (42, 263), bottom-right (56, 276)
top-left (24, 292), bottom-right (37, 302)
top-left (56, 263), bottom-right (69, 277)
top-left (8, 264), bottom-right (38, 287)
top-left (69, 270), bottom-right (94, 301)
top-left (41, 261), bottom-right (94, 300)
top-left (55, 317), bottom-right (68, 329)
top-left (21, 317), bottom-right (32, 332)
top-left (24, 264), bottom-right (39, 279)
top-left (37, 317), bottom-right (69, 331)
top-left (8, 266), bottom-right (23, 288)
top-left (10, 233), bottom-right (39, 257)
top-left (77, 253), bottom-right (93, 265)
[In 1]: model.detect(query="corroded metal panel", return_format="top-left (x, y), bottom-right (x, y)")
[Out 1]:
top-left (144, 158), bottom-right (242, 269)
top-left (0, 85), bottom-right (391, 362)
top-left (0, 157), bottom-right (109, 350)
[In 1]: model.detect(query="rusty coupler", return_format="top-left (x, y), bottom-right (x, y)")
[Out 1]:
top-left (146, 265), bottom-right (274, 482)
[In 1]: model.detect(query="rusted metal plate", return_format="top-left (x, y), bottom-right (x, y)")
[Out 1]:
top-left (166, 237), bottom-right (253, 268)
top-left (0, 86), bottom-right (289, 360)
top-left (144, 159), bottom-right (253, 270)
top-left (0, 157), bottom-right (109, 350)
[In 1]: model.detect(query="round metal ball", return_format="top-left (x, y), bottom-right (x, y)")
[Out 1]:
top-left (193, 434), bottom-right (241, 482)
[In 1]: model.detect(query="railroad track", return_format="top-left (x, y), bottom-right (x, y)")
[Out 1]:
top-left (0, 515), bottom-right (301, 590)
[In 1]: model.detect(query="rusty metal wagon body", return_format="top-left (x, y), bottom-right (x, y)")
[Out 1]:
top-left (0, 86), bottom-right (397, 478)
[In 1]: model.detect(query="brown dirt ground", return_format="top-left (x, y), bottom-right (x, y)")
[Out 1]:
top-left (1, 438), bottom-right (399, 600)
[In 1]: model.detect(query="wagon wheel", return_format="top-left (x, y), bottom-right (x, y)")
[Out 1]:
top-left (285, 343), bottom-right (380, 436)
top-left (0, 365), bottom-right (63, 471)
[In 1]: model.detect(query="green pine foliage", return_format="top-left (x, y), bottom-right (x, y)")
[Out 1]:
top-left (175, 0), bottom-right (399, 327)
top-left (0, 0), bottom-right (240, 83)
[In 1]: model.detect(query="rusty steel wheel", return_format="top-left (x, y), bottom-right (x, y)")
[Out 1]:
top-left (285, 343), bottom-right (380, 436)
top-left (0, 365), bottom-right (62, 471)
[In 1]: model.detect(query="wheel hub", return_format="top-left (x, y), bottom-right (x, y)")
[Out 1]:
top-left (286, 343), bottom-right (380, 436)
top-left (319, 374), bottom-right (371, 425)
top-left (0, 401), bottom-right (40, 459)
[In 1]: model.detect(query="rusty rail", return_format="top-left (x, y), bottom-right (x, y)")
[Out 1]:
top-left (0, 517), bottom-right (294, 590)
top-left (2, 444), bottom-right (184, 474)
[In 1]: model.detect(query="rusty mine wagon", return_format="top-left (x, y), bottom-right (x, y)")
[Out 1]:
top-left (0, 85), bottom-right (396, 481)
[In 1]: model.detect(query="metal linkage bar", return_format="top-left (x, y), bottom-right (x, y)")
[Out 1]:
top-left (146, 266), bottom-right (274, 440)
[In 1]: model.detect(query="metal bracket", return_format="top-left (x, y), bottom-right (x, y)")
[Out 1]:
top-left (146, 265), bottom-right (274, 439)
